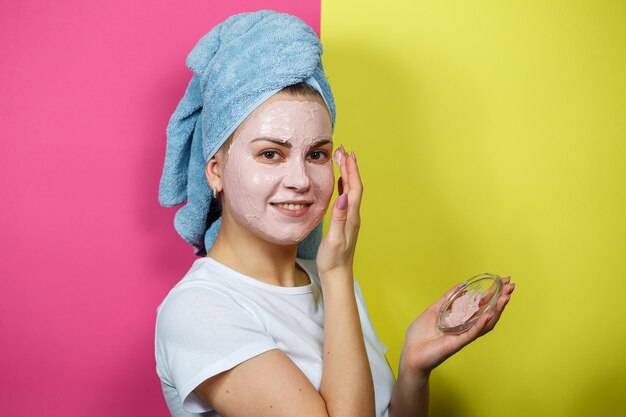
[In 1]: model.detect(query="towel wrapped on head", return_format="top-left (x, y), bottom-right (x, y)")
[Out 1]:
top-left (158, 10), bottom-right (336, 257)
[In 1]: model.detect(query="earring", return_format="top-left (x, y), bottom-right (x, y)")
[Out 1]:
top-left (212, 187), bottom-right (218, 199)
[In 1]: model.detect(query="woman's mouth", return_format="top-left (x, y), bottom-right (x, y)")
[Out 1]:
top-left (270, 202), bottom-right (313, 217)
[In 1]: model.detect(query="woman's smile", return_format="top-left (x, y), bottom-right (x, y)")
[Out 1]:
top-left (270, 201), bottom-right (313, 217)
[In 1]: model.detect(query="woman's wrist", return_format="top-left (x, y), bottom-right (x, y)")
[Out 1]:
top-left (389, 351), bottom-right (431, 417)
top-left (318, 268), bottom-right (354, 289)
top-left (398, 366), bottom-right (430, 389)
top-left (398, 347), bottom-right (431, 385)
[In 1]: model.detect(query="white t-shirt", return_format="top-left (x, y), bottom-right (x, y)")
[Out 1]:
top-left (154, 257), bottom-right (396, 417)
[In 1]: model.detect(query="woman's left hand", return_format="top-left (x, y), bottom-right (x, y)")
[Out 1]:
top-left (399, 276), bottom-right (515, 379)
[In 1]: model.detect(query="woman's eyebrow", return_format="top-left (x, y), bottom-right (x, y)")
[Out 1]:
top-left (250, 137), bottom-right (333, 148)
top-left (309, 139), bottom-right (333, 149)
top-left (251, 137), bottom-right (292, 148)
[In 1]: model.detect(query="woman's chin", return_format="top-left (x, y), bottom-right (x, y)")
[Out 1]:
top-left (255, 224), bottom-right (320, 247)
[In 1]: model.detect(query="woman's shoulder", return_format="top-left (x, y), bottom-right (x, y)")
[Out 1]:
top-left (156, 258), bottom-right (240, 319)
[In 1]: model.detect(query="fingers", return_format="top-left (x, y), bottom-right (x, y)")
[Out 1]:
top-left (480, 278), bottom-right (515, 334)
top-left (345, 151), bottom-right (363, 207)
top-left (334, 146), bottom-right (350, 196)
top-left (332, 145), bottom-right (363, 245)
top-left (324, 183), bottom-right (349, 245)
top-left (343, 151), bottom-right (363, 240)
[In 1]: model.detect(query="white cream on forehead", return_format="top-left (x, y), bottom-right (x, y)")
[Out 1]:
top-left (221, 99), bottom-right (334, 245)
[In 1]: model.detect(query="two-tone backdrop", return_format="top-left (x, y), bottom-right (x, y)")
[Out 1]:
top-left (1, 1), bottom-right (624, 416)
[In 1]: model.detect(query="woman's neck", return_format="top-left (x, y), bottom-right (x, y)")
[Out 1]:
top-left (206, 214), bottom-right (310, 287)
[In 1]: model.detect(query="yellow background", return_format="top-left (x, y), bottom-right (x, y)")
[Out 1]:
top-left (321, 1), bottom-right (626, 415)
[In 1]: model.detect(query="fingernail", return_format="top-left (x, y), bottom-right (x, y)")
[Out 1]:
top-left (333, 147), bottom-right (344, 168)
top-left (339, 145), bottom-right (348, 158)
top-left (351, 151), bottom-right (357, 163)
top-left (336, 193), bottom-right (348, 210)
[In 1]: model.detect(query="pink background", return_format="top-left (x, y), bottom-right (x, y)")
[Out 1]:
top-left (0, 1), bottom-right (320, 415)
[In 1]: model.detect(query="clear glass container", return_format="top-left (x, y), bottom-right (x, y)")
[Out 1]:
top-left (436, 273), bottom-right (503, 334)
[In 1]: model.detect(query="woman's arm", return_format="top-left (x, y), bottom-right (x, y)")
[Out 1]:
top-left (317, 148), bottom-right (375, 417)
top-left (388, 367), bottom-right (430, 417)
top-left (195, 349), bottom-right (331, 416)
top-left (388, 279), bottom-right (515, 417)
top-left (318, 273), bottom-right (375, 417)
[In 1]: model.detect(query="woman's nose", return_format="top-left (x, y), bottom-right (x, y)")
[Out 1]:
top-left (282, 160), bottom-right (311, 192)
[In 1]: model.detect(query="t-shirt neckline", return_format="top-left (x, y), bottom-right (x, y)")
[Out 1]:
top-left (198, 257), bottom-right (315, 294)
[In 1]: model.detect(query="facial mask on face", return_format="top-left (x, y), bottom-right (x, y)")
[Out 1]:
top-left (221, 99), bottom-right (334, 245)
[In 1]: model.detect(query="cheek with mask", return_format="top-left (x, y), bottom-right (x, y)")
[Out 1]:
top-left (221, 98), bottom-right (334, 245)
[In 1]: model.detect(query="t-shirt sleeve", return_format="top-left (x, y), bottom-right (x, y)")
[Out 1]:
top-left (155, 285), bottom-right (279, 413)
top-left (353, 277), bottom-right (389, 356)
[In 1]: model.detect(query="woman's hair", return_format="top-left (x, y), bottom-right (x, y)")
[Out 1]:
top-left (282, 82), bottom-right (324, 100)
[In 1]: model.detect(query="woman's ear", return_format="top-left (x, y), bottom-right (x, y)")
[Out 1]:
top-left (205, 156), bottom-right (223, 193)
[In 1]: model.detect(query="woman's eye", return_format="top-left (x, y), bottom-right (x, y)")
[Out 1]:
top-left (309, 150), bottom-right (328, 161)
top-left (262, 150), bottom-right (280, 160)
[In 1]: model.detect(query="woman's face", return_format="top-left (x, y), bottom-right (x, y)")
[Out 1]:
top-left (220, 93), bottom-right (334, 245)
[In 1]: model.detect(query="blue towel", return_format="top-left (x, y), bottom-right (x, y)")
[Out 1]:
top-left (159, 10), bottom-right (336, 257)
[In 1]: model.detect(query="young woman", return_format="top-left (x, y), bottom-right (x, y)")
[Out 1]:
top-left (155, 10), bottom-right (514, 417)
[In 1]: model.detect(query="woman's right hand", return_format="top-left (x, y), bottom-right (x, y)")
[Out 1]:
top-left (316, 145), bottom-right (363, 282)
